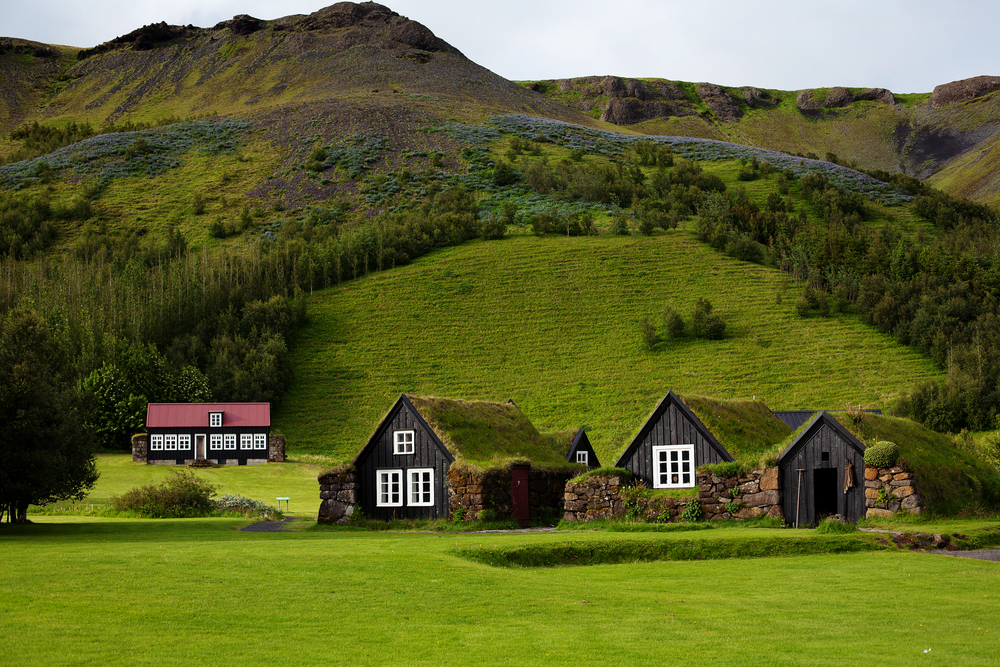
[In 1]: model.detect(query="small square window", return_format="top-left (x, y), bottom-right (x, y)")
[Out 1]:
top-left (178, 435), bottom-right (191, 451)
top-left (240, 434), bottom-right (253, 450)
top-left (209, 412), bottom-right (222, 428)
top-left (164, 435), bottom-right (178, 451)
top-left (408, 469), bottom-right (434, 506)
top-left (821, 451), bottom-right (830, 462)
top-left (224, 434), bottom-right (237, 450)
top-left (254, 433), bottom-right (267, 450)
top-left (394, 430), bottom-right (415, 455)
top-left (652, 444), bottom-right (695, 488)
top-left (576, 451), bottom-right (589, 465)
top-left (150, 435), bottom-right (164, 451)
top-left (210, 434), bottom-right (223, 450)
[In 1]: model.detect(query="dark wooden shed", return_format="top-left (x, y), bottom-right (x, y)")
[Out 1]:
top-left (777, 412), bottom-right (866, 525)
top-left (614, 390), bottom-right (734, 489)
top-left (565, 429), bottom-right (600, 468)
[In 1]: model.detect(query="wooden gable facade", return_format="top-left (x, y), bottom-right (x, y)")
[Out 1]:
top-left (353, 394), bottom-right (455, 521)
top-left (777, 412), bottom-right (866, 525)
top-left (614, 390), bottom-right (733, 489)
top-left (565, 429), bottom-right (600, 468)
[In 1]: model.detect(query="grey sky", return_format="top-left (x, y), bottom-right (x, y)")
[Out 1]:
top-left (4, 0), bottom-right (998, 93)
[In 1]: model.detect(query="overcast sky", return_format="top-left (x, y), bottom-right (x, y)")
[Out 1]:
top-left (4, 0), bottom-right (998, 93)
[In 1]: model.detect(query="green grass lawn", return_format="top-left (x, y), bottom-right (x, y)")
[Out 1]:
top-left (2, 517), bottom-right (998, 666)
top-left (276, 231), bottom-right (942, 462)
top-left (32, 454), bottom-right (327, 516)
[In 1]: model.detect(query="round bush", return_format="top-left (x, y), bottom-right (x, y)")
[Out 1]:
top-left (864, 441), bottom-right (900, 468)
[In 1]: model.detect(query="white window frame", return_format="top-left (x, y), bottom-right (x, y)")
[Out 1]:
top-left (150, 434), bottom-right (164, 451)
top-left (209, 412), bottom-right (222, 428)
top-left (394, 430), bottom-right (415, 455)
top-left (376, 470), bottom-right (403, 507)
top-left (407, 468), bottom-right (435, 507)
top-left (210, 434), bottom-right (223, 451)
top-left (652, 444), bottom-right (696, 489)
top-left (253, 433), bottom-right (267, 450)
top-left (576, 451), bottom-right (589, 465)
top-left (178, 434), bottom-right (192, 451)
top-left (240, 434), bottom-right (253, 450)
top-left (164, 434), bottom-right (178, 451)
top-left (224, 434), bottom-right (237, 450)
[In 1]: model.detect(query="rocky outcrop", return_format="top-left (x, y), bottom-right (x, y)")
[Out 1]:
top-left (213, 14), bottom-right (264, 36)
top-left (856, 87), bottom-right (895, 105)
top-left (741, 86), bottom-right (777, 108)
top-left (0, 38), bottom-right (57, 58)
top-left (797, 86), bottom-right (854, 111)
top-left (697, 83), bottom-right (742, 121)
top-left (78, 22), bottom-right (197, 59)
top-left (932, 75), bottom-right (1000, 108)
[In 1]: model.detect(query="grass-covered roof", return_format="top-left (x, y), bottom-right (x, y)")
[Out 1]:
top-left (405, 395), bottom-right (582, 470)
top-left (677, 393), bottom-right (792, 464)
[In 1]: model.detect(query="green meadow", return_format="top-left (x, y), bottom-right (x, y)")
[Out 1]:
top-left (2, 517), bottom-right (999, 666)
top-left (275, 230), bottom-right (942, 463)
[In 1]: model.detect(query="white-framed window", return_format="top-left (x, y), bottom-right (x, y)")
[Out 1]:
top-left (209, 412), bottom-right (222, 428)
top-left (254, 433), bottom-right (267, 450)
top-left (210, 434), bottom-right (223, 450)
top-left (394, 430), bottom-right (415, 455)
top-left (150, 434), bottom-right (164, 451)
top-left (178, 434), bottom-right (191, 451)
top-left (408, 469), bottom-right (434, 506)
top-left (576, 451), bottom-right (589, 465)
top-left (240, 434), bottom-right (253, 450)
top-left (224, 434), bottom-right (237, 450)
top-left (164, 434), bottom-right (178, 451)
top-left (652, 444), bottom-right (695, 488)
top-left (376, 470), bottom-right (403, 507)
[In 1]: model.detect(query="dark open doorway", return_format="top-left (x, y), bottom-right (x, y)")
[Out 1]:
top-left (814, 468), bottom-right (838, 520)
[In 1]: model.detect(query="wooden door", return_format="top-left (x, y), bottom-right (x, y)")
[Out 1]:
top-left (195, 434), bottom-right (206, 459)
top-left (511, 464), bottom-right (530, 527)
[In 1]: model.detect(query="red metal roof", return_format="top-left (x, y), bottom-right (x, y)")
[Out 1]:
top-left (146, 403), bottom-right (270, 428)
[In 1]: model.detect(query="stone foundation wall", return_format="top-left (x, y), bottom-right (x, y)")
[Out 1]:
top-left (131, 434), bottom-right (147, 463)
top-left (268, 435), bottom-right (286, 462)
top-left (864, 465), bottom-right (923, 517)
top-left (448, 468), bottom-right (576, 521)
top-left (317, 470), bottom-right (359, 525)
top-left (562, 468), bottom-right (783, 523)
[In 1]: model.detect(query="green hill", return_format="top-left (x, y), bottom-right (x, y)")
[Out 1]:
top-left (275, 231), bottom-right (942, 463)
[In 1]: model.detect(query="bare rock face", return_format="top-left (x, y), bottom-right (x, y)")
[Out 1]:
top-left (697, 82), bottom-right (742, 121)
top-left (602, 97), bottom-right (671, 124)
top-left (304, 2), bottom-right (449, 52)
top-left (741, 86), bottom-right (776, 107)
top-left (79, 21), bottom-right (197, 58)
top-left (823, 86), bottom-right (854, 107)
top-left (213, 14), bottom-right (264, 36)
top-left (932, 75), bottom-right (1000, 108)
top-left (856, 87), bottom-right (895, 105)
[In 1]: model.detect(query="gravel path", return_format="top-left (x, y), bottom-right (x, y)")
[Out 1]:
top-left (923, 549), bottom-right (1000, 562)
top-left (240, 517), bottom-right (297, 533)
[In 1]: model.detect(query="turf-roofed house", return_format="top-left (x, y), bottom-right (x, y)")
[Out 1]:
top-left (318, 394), bottom-right (590, 524)
top-left (615, 390), bottom-right (734, 489)
top-left (135, 403), bottom-right (283, 466)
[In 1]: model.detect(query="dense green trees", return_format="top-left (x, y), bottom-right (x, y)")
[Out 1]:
top-left (0, 309), bottom-right (97, 522)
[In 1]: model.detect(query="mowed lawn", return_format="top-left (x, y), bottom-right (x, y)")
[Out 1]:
top-left (276, 231), bottom-right (942, 461)
top-left (1, 518), bottom-right (998, 666)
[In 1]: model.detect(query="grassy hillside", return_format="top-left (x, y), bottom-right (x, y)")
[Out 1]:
top-left (275, 231), bottom-right (942, 462)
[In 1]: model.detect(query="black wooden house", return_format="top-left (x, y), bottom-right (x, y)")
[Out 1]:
top-left (354, 394), bottom-right (587, 521)
top-left (614, 390), bottom-right (734, 488)
top-left (777, 411), bottom-right (867, 525)
top-left (565, 428), bottom-right (600, 468)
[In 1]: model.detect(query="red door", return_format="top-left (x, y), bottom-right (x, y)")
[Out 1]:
top-left (511, 464), bottom-right (530, 528)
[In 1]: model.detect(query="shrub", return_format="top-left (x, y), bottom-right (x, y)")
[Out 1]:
top-left (816, 518), bottom-right (859, 534)
top-left (639, 316), bottom-right (660, 351)
top-left (480, 215), bottom-right (507, 240)
top-left (110, 469), bottom-right (218, 518)
top-left (690, 297), bottom-right (726, 339)
top-left (662, 306), bottom-right (685, 340)
top-left (680, 498), bottom-right (703, 522)
top-left (492, 160), bottom-right (518, 187)
top-left (213, 494), bottom-right (283, 520)
top-left (864, 441), bottom-right (900, 468)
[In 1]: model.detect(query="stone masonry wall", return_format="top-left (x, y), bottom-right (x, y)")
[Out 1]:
top-left (863, 465), bottom-right (923, 517)
top-left (449, 468), bottom-right (576, 521)
top-left (317, 470), bottom-right (359, 525)
top-left (562, 468), bottom-right (783, 523)
top-left (131, 434), bottom-right (148, 463)
top-left (268, 435), bottom-right (286, 462)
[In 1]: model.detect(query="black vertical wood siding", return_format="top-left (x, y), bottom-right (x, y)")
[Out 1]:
top-left (356, 403), bottom-right (451, 521)
top-left (620, 403), bottom-right (728, 486)
top-left (780, 422), bottom-right (866, 525)
top-left (146, 426), bottom-right (270, 465)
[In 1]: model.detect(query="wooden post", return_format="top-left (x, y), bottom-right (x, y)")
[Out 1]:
top-left (795, 469), bottom-right (805, 528)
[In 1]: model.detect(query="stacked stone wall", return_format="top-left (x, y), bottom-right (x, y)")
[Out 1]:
top-left (563, 468), bottom-right (783, 523)
top-left (268, 435), bottom-right (286, 462)
top-left (131, 434), bottom-right (148, 463)
top-left (863, 465), bottom-right (923, 517)
top-left (449, 467), bottom-right (576, 521)
top-left (317, 470), bottom-right (359, 525)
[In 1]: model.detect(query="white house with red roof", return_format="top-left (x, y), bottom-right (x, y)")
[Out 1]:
top-left (141, 403), bottom-right (277, 465)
